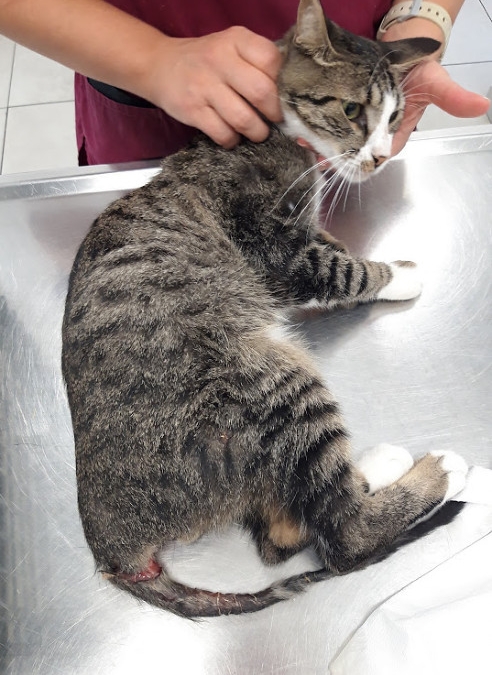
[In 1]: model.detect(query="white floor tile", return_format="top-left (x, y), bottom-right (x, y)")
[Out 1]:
top-left (0, 107), bottom-right (6, 171)
top-left (9, 46), bottom-right (74, 107)
top-left (0, 36), bottom-right (15, 109)
top-left (418, 62), bottom-right (492, 130)
top-left (2, 101), bottom-right (77, 175)
top-left (444, 0), bottom-right (492, 65)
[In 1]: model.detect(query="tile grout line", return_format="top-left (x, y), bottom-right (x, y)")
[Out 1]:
top-left (7, 99), bottom-right (75, 111)
top-left (0, 43), bottom-right (16, 175)
top-left (478, 0), bottom-right (492, 22)
top-left (443, 59), bottom-right (492, 67)
top-left (2, 43), bottom-right (74, 175)
top-left (0, 107), bottom-right (6, 176)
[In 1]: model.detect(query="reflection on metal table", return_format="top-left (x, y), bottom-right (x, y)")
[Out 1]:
top-left (1, 129), bottom-right (492, 674)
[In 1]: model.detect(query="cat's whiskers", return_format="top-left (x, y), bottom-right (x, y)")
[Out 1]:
top-left (269, 162), bottom-right (324, 217)
top-left (400, 68), bottom-right (417, 89)
top-left (325, 170), bottom-right (350, 223)
top-left (357, 166), bottom-right (362, 210)
top-left (403, 90), bottom-right (439, 103)
top-left (322, 156), bottom-right (361, 223)
top-left (342, 165), bottom-right (357, 212)
top-left (305, 165), bottom-right (348, 238)
top-left (403, 95), bottom-right (439, 106)
top-left (288, 160), bottom-right (354, 239)
top-left (400, 67), bottom-right (435, 88)
top-left (271, 150), bottom-right (351, 221)
top-left (401, 81), bottom-right (439, 100)
top-left (403, 101), bottom-right (434, 114)
top-left (290, 171), bottom-right (331, 234)
top-left (294, 154), bottom-right (354, 227)
top-left (289, 170), bottom-right (327, 222)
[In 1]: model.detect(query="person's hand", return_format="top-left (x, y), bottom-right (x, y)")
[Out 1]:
top-left (392, 59), bottom-right (490, 156)
top-left (0, 1), bottom-right (282, 149)
top-left (147, 27), bottom-right (283, 149)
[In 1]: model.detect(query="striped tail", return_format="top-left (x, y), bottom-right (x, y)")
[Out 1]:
top-left (109, 565), bottom-right (332, 618)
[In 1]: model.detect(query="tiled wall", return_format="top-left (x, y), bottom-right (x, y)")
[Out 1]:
top-left (0, 0), bottom-right (491, 175)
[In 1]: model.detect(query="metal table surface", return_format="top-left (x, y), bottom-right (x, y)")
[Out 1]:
top-left (1, 129), bottom-right (492, 674)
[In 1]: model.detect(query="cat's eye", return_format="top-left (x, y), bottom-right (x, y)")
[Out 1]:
top-left (389, 110), bottom-right (399, 124)
top-left (342, 101), bottom-right (362, 121)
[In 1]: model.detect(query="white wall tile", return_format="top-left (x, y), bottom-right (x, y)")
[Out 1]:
top-left (444, 0), bottom-right (492, 65)
top-left (418, 62), bottom-right (492, 130)
top-left (446, 62), bottom-right (492, 97)
top-left (479, 0), bottom-right (492, 19)
top-left (0, 108), bottom-right (6, 172)
top-left (419, 105), bottom-right (490, 130)
top-left (0, 37), bottom-right (15, 108)
top-left (2, 101), bottom-right (77, 174)
top-left (9, 46), bottom-right (74, 107)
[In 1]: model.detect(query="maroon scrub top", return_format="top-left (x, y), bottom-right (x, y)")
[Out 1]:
top-left (75, 0), bottom-right (392, 165)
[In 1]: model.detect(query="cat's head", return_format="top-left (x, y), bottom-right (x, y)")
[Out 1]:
top-left (278, 0), bottom-right (440, 182)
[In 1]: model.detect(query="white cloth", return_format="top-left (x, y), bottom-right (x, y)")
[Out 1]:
top-left (330, 467), bottom-right (492, 675)
top-left (453, 466), bottom-right (492, 506)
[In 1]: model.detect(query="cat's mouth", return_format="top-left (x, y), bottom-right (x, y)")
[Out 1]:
top-left (296, 138), bottom-right (332, 169)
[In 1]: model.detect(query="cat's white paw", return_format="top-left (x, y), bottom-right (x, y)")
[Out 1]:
top-left (357, 443), bottom-right (414, 493)
top-left (377, 261), bottom-right (422, 302)
top-left (431, 450), bottom-right (469, 502)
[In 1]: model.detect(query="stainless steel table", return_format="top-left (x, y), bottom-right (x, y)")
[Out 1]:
top-left (1, 129), bottom-right (492, 674)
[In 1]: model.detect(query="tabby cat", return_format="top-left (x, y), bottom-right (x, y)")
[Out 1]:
top-left (62, 0), bottom-right (467, 618)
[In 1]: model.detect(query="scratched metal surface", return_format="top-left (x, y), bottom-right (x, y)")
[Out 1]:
top-left (1, 131), bottom-right (491, 674)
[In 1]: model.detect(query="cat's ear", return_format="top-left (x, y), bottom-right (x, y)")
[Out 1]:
top-left (380, 37), bottom-right (442, 71)
top-left (294, 0), bottom-right (331, 52)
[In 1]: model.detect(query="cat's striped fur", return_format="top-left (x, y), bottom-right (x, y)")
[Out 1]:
top-left (62, 0), bottom-right (467, 618)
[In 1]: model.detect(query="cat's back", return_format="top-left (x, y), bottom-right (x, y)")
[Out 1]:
top-left (61, 136), bottom-right (298, 441)
top-left (63, 130), bottom-right (307, 346)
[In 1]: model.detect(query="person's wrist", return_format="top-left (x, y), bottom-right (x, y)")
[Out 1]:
top-left (380, 16), bottom-right (445, 50)
top-left (378, 0), bottom-right (453, 61)
top-left (123, 33), bottom-right (178, 107)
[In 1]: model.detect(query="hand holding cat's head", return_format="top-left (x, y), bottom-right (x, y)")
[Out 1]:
top-left (277, 0), bottom-right (440, 182)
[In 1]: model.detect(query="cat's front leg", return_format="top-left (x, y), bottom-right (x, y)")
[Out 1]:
top-left (276, 240), bottom-right (422, 310)
top-left (375, 260), bottom-right (422, 302)
top-left (314, 229), bottom-right (349, 254)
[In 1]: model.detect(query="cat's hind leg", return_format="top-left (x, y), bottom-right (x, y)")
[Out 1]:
top-left (245, 511), bottom-right (308, 565)
top-left (239, 322), bottom-right (465, 575)
top-left (357, 443), bottom-right (415, 493)
top-left (311, 450), bottom-right (468, 574)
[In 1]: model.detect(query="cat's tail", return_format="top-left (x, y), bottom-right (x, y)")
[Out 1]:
top-left (106, 564), bottom-right (332, 618)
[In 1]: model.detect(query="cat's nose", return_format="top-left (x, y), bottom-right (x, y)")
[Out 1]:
top-left (372, 155), bottom-right (388, 168)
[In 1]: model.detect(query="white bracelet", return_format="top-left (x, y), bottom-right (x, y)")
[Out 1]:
top-left (377, 1), bottom-right (452, 53)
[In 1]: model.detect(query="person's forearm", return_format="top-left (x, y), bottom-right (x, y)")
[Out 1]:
top-left (0, 0), bottom-right (170, 102)
top-left (0, 0), bottom-right (283, 148)
top-left (381, 0), bottom-right (465, 48)
top-left (390, 0), bottom-right (464, 23)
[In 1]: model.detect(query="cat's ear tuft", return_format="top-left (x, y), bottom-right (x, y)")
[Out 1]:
top-left (294, 0), bottom-right (331, 52)
top-left (381, 37), bottom-right (442, 71)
